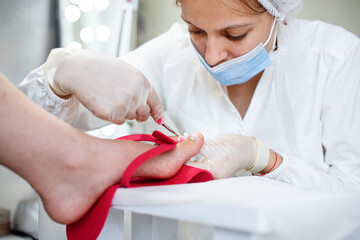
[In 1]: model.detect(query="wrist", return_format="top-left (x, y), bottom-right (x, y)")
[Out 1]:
top-left (45, 48), bottom-right (77, 98)
top-left (245, 137), bottom-right (270, 173)
top-left (258, 150), bottom-right (283, 174)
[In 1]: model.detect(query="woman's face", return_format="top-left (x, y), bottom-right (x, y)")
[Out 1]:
top-left (181, 0), bottom-right (275, 67)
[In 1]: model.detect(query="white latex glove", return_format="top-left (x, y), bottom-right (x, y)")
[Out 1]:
top-left (186, 134), bottom-right (270, 179)
top-left (45, 48), bottom-right (165, 125)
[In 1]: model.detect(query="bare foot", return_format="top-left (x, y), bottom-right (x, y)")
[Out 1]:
top-left (0, 75), bottom-right (204, 225)
top-left (39, 132), bottom-right (204, 224)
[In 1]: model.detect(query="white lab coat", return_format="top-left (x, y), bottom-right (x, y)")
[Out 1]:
top-left (19, 19), bottom-right (360, 193)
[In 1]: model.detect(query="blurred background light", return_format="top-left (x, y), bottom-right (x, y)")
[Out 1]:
top-left (95, 25), bottom-right (111, 42)
top-left (79, 0), bottom-right (93, 13)
top-left (70, 0), bottom-right (80, 4)
top-left (64, 5), bottom-right (81, 22)
top-left (80, 27), bottom-right (94, 43)
top-left (93, 0), bottom-right (109, 11)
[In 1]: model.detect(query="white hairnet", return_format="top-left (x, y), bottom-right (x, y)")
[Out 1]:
top-left (257, 0), bottom-right (303, 22)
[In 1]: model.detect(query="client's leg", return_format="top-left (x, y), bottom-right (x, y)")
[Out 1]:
top-left (0, 73), bottom-right (204, 225)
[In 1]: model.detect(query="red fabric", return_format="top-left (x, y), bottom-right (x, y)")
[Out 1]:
top-left (66, 131), bottom-right (214, 240)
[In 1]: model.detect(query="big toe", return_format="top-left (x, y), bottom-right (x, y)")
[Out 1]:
top-left (133, 132), bottom-right (204, 179)
top-left (175, 132), bottom-right (204, 159)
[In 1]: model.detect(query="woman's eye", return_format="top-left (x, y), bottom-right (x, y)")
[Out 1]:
top-left (226, 33), bottom-right (247, 41)
top-left (188, 28), bottom-right (205, 35)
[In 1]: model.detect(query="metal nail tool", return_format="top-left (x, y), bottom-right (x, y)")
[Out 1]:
top-left (162, 122), bottom-right (180, 137)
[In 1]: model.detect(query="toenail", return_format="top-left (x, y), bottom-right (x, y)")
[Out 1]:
top-left (190, 132), bottom-right (200, 141)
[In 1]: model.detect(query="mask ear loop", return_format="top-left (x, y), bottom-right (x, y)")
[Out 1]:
top-left (270, 23), bottom-right (278, 52)
top-left (263, 17), bottom-right (278, 51)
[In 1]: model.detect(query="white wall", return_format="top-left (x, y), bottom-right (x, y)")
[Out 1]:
top-left (299, 0), bottom-right (360, 37)
top-left (137, 0), bottom-right (182, 45)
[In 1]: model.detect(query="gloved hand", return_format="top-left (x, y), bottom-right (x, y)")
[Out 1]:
top-left (185, 134), bottom-right (270, 179)
top-left (45, 48), bottom-right (165, 125)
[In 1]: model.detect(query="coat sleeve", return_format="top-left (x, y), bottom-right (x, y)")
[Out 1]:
top-left (265, 41), bottom-right (360, 194)
top-left (18, 65), bottom-right (109, 131)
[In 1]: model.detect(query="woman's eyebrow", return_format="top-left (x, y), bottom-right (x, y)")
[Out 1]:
top-left (181, 16), bottom-right (251, 31)
top-left (221, 23), bottom-right (251, 30)
top-left (181, 16), bottom-right (195, 26)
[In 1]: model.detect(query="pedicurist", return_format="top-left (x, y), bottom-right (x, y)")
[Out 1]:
top-left (122, 0), bottom-right (360, 192)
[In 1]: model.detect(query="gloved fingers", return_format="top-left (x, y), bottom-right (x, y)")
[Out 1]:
top-left (147, 88), bottom-right (165, 124)
top-left (135, 104), bottom-right (151, 122)
top-left (94, 101), bottom-right (128, 125)
top-left (186, 156), bottom-right (232, 179)
top-left (199, 138), bottom-right (224, 159)
top-left (86, 104), bottom-right (126, 125)
top-left (185, 157), bottom-right (211, 171)
top-left (106, 108), bottom-right (127, 125)
top-left (109, 93), bottom-right (136, 123)
top-left (125, 111), bottom-right (137, 121)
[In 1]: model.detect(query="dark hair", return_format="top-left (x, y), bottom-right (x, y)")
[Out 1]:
top-left (175, 0), bottom-right (266, 14)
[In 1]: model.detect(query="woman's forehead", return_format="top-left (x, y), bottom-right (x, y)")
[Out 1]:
top-left (181, 0), bottom-right (260, 15)
top-left (181, 0), bottom-right (262, 28)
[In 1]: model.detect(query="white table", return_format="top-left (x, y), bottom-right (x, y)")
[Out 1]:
top-left (98, 177), bottom-right (360, 240)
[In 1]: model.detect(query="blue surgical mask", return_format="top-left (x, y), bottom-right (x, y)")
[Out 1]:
top-left (193, 19), bottom-right (277, 86)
